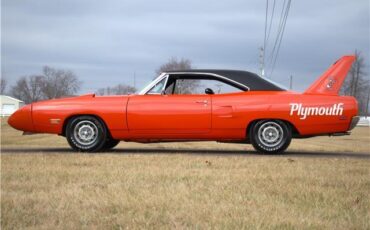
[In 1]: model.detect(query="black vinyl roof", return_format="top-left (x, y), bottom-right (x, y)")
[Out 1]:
top-left (165, 69), bottom-right (285, 91)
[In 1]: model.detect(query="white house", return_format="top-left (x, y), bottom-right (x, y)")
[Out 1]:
top-left (0, 95), bottom-right (25, 116)
top-left (358, 116), bottom-right (370, 127)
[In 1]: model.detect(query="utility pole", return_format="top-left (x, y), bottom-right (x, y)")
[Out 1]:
top-left (366, 90), bottom-right (370, 118)
top-left (259, 47), bottom-right (265, 77)
top-left (133, 72), bottom-right (136, 89)
top-left (289, 75), bottom-right (293, 90)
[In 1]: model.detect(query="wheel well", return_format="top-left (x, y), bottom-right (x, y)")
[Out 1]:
top-left (62, 114), bottom-right (111, 137)
top-left (246, 119), bottom-right (300, 138)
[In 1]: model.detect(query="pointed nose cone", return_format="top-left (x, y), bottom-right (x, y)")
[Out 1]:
top-left (8, 104), bottom-right (34, 132)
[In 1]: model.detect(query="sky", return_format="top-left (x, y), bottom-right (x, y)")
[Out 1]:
top-left (1, 0), bottom-right (369, 93)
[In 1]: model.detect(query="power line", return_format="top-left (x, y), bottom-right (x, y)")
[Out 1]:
top-left (259, 47), bottom-right (265, 77)
top-left (261, 0), bottom-right (291, 78)
top-left (269, 0), bottom-right (291, 78)
top-left (270, 0), bottom-right (291, 77)
top-left (263, 0), bottom-right (269, 53)
top-left (268, 0), bottom-right (287, 66)
top-left (266, 0), bottom-right (276, 46)
top-left (261, 0), bottom-right (269, 77)
top-left (133, 71), bottom-right (136, 89)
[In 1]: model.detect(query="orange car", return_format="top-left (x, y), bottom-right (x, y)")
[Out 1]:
top-left (8, 55), bottom-right (359, 154)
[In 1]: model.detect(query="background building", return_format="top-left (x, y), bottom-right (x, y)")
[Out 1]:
top-left (0, 95), bottom-right (25, 117)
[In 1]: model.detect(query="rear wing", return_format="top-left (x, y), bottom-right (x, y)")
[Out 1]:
top-left (304, 55), bottom-right (355, 95)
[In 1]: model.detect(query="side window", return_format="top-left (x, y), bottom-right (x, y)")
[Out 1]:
top-left (147, 77), bottom-right (167, 95)
top-left (174, 79), bottom-right (243, 95)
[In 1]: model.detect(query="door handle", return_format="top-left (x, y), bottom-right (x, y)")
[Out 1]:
top-left (195, 100), bottom-right (208, 104)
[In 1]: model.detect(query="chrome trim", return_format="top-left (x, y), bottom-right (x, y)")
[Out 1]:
top-left (146, 75), bottom-right (168, 95)
top-left (138, 73), bottom-right (166, 95)
top-left (50, 118), bottom-right (61, 124)
top-left (138, 71), bottom-right (250, 95)
top-left (195, 100), bottom-right (208, 104)
top-left (23, 132), bottom-right (37, 135)
top-left (330, 132), bottom-right (350, 136)
top-left (162, 74), bottom-right (170, 94)
top-left (348, 116), bottom-right (360, 131)
top-left (257, 121), bottom-right (284, 148)
top-left (166, 72), bottom-right (250, 91)
top-left (73, 120), bottom-right (98, 146)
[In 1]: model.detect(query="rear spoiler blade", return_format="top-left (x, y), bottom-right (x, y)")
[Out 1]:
top-left (304, 55), bottom-right (355, 95)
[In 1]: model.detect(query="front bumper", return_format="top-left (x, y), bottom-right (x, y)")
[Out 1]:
top-left (348, 116), bottom-right (360, 131)
top-left (8, 104), bottom-right (34, 132)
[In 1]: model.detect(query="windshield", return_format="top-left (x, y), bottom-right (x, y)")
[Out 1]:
top-left (138, 73), bottom-right (166, 95)
top-left (147, 77), bottom-right (167, 94)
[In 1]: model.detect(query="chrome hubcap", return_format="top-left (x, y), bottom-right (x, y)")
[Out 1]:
top-left (73, 121), bottom-right (98, 146)
top-left (257, 122), bottom-right (284, 148)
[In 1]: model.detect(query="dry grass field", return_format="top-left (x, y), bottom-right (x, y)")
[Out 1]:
top-left (1, 118), bottom-right (370, 229)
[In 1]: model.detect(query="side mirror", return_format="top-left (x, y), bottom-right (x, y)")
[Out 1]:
top-left (161, 89), bottom-right (166, 95)
top-left (205, 88), bottom-right (215, 95)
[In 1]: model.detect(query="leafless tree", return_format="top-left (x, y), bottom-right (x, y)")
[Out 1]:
top-left (156, 57), bottom-right (192, 75)
top-left (9, 66), bottom-right (82, 103)
top-left (96, 84), bottom-right (136, 95)
top-left (341, 50), bottom-right (370, 115)
top-left (156, 57), bottom-right (201, 94)
top-left (41, 66), bottom-right (82, 99)
top-left (11, 75), bottom-right (45, 104)
top-left (1, 77), bottom-right (7, 94)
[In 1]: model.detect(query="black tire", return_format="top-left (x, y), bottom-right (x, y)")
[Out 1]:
top-left (249, 120), bottom-right (291, 154)
top-left (66, 116), bottom-right (107, 152)
top-left (102, 138), bottom-right (120, 150)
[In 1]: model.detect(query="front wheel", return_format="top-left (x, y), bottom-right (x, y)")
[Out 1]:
top-left (66, 116), bottom-right (107, 152)
top-left (249, 120), bottom-right (292, 154)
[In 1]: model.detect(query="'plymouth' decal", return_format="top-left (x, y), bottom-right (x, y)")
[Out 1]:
top-left (290, 103), bottom-right (343, 120)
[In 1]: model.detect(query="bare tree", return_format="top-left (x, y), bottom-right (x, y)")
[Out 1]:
top-left (96, 84), bottom-right (136, 95)
top-left (341, 50), bottom-right (370, 115)
top-left (11, 75), bottom-right (45, 104)
top-left (41, 66), bottom-right (82, 99)
top-left (96, 87), bottom-right (111, 96)
top-left (9, 66), bottom-right (82, 103)
top-left (113, 84), bottom-right (136, 95)
top-left (1, 77), bottom-right (7, 94)
top-left (156, 57), bottom-right (201, 94)
top-left (156, 57), bottom-right (192, 75)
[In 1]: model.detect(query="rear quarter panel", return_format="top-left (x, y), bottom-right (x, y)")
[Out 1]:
top-left (212, 91), bottom-right (357, 138)
top-left (267, 94), bottom-right (358, 135)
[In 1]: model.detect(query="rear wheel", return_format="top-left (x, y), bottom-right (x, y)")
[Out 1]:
top-left (250, 120), bottom-right (291, 154)
top-left (66, 116), bottom-right (107, 152)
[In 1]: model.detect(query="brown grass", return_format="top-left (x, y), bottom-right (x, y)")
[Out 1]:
top-left (1, 118), bottom-right (370, 229)
top-left (1, 117), bottom-right (369, 153)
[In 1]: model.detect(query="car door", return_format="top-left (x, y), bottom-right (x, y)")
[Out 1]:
top-left (127, 74), bottom-right (212, 135)
top-left (127, 94), bottom-right (211, 135)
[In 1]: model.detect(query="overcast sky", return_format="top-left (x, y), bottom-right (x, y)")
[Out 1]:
top-left (2, 0), bottom-right (369, 93)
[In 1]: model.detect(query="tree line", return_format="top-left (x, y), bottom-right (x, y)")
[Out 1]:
top-left (340, 51), bottom-right (370, 116)
top-left (1, 66), bottom-right (82, 104)
top-left (0, 66), bottom-right (139, 103)
top-left (0, 58), bottom-right (191, 102)
top-left (0, 54), bottom-right (368, 115)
